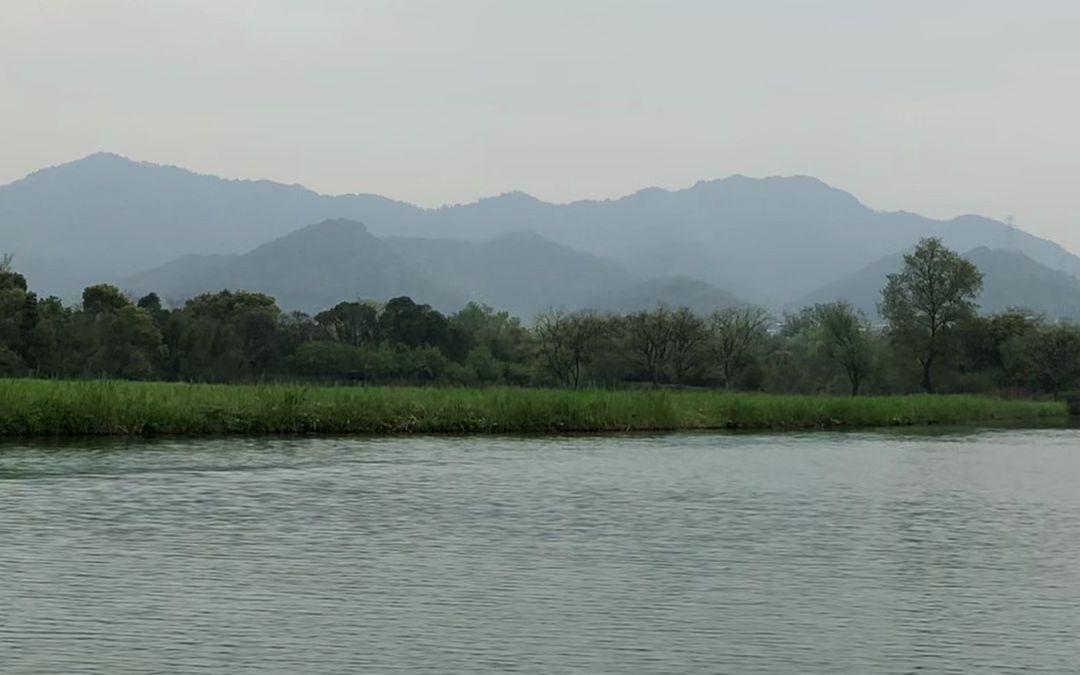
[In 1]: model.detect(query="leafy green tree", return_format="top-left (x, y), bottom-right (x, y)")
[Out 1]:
top-left (880, 238), bottom-right (983, 393)
top-left (379, 297), bottom-right (472, 362)
top-left (0, 258), bottom-right (28, 375)
top-left (956, 310), bottom-right (1041, 388)
top-left (82, 284), bottom-right (130, 316)
top-left (451, 302), bottom-right (529, 364)
top-left (175, 290), bottom-right (282, 380)
top-left (70, 285), bottom-right (163, 378)
top-left (0, 268), bottom-right (35, 371)
top-left (93, 306), bottom-right (164, 378)
top-left (28, 296), bottom-right (77, 376)
top-left (813, 302), bottom-right (872, 395)
top-left (315, 301), bottom-right (380, 347)
top-left (1005, 322), bottom-right (1080, 398)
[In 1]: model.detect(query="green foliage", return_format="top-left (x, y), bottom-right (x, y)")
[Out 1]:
top-left (0, 346), bottom-right (24, 376)
top-left (82, 284), bottom-right (131, 315)
top-left (881, 238), bottom-right (984, 392)
top-left (1004, 322), bottom-right (1080, 398)
top-left (315, 301), bottom-right (379, 347)
top-left (451, 302), bottom-right (529, 363)
top-left (812, 302), bottom-right (872, 395)
top-left (0, 379), bottom-right (1063, 436)
top-left (0, 247), bottom-right (1076, 403)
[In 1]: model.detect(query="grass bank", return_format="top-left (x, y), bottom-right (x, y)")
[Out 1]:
top-left (0, 379), bottom-right (1066, 436)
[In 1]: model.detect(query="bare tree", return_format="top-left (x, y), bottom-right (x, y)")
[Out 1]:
top-left (668, 306), bottom-right (708, 385)
top-left (709, 306), bottom-right (770, 389)
top-left (533, 309), bottom-right (610, 389)
top-left (624, 307), bottom-right (674, 385)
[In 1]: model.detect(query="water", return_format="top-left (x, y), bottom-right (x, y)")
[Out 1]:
top-left (2, 430), bottom-right (1079, 674)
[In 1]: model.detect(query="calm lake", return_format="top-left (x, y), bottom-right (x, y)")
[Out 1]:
top-left (2, 430), bottom-right (1079, 674)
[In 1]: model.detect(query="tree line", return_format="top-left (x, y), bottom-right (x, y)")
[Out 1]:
top-left (2, 240), bottom-right (1079, 396)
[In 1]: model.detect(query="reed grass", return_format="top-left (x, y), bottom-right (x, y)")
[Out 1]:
top-left (0, 379), bottom-right (1065, 436)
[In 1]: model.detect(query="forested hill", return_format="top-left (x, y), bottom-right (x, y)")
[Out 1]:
top-left (121, 219), bottom-right (463, 313)
top-left (124, 221), bottom-right (643, 317)
top-left (5, 153), bottom-right (1080, 307)
top-left (382, 231), bottom-right (636, 319)
top-left (798, 247), bottom-right (1080, 320)
top-left (582, 276), bottom-right (746, 315)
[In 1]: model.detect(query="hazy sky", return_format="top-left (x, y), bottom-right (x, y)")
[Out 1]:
top-left (4, 1), bottom-right (1079, 251)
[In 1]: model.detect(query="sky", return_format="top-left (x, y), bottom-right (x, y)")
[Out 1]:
top-left (3, 0), bottom-right (1079, 251)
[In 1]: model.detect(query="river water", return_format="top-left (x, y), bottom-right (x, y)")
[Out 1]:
top-left (2, 429), bottom-right (1079, 673)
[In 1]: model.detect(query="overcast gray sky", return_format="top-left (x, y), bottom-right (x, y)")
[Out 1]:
top-left (4, 0), bottom-right (1079, 251)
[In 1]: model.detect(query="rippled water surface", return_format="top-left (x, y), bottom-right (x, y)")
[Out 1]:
top-left (3, 430), bottom-right (1080, 673)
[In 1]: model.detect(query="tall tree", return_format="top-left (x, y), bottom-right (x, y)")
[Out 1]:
top-left (176, 290), bottom-right (282, 380)
top-left (451, 302), bottom-right (529, 364)
top-left (315, 301), bottom-right (380, 347)
top-left (533, 309), bottom-right (611, 389)
top-left (0, 263), bottom-right (32, 373)
top-left (709, 307), bottom-right (770, 389)
top-left (880, 238), bottom-right (983, 393)
top-left (668, 307), bottom-right (708, 385)
top-left (82, 284), bottom-right (130, 316)
top-left (813, 302), bottom-right (872, 395)
top-left (623, 307), bottom-right (673, 385)
top-left (1007, 322), bottom-right (1080, 399)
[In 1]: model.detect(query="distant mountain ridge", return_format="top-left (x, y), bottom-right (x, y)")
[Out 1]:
top-left (122, 220), bottom-right (643, 316)
top-left (5, 152), bottom-right (1080, 311)
top-left (582, 276), bottom-right (746, 315)
top-left (384, 230), bottom-right (636, 320)
top-left (123, 220), bottom-right (750, 318)
top-left (121, 219), bottom-right (462, 312)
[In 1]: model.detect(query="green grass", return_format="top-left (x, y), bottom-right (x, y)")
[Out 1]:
top-left (0, 379), bottom-right (1066, 436)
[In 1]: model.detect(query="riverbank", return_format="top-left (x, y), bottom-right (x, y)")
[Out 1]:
top-left (0, 379), bottom-right (1066, 436)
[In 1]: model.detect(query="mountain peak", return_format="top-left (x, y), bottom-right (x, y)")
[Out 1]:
top-left (77, 151), bottom-right (133, 164)
top-left (480, 190), bottom-right (543, 206)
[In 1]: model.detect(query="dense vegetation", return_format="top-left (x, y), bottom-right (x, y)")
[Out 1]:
top-left (0, 380), bottom-right (1063, 436)
top-left (2, 239), bottom-right (1080, 400)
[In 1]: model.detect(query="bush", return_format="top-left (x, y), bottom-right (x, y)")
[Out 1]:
top-left (0, 346), bottom-right (24, 376)
top-left (1065, 392), bottom-right (1080, 416)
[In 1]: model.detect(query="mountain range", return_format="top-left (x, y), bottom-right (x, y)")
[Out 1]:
top-left (4, 152), bottom-right (1080, 320)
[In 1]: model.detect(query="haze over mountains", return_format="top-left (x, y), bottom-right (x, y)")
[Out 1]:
top-left (5, 152), bottom-right (1080, 320)
top-left (798, 247), bottom-right (1080, 321)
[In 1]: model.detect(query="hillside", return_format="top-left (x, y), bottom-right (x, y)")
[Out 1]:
top-left (581, 276), bottom-right (745, 315)
top-left (121, 219), bottom-right (461, 313)
top-left (124, 223), bottom-right (636, 318)
top-left (384, 230), bottom-right (636, 320)
top-left (5, 153), bottom-right (1080, 304)
top-left (0, 153), bottom-right (417, 297)
top-left (797, 247), bottom-right (1080, 320)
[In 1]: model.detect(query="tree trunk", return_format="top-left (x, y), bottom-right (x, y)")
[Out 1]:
top-left (921, 360), bottom-right (934, 394)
